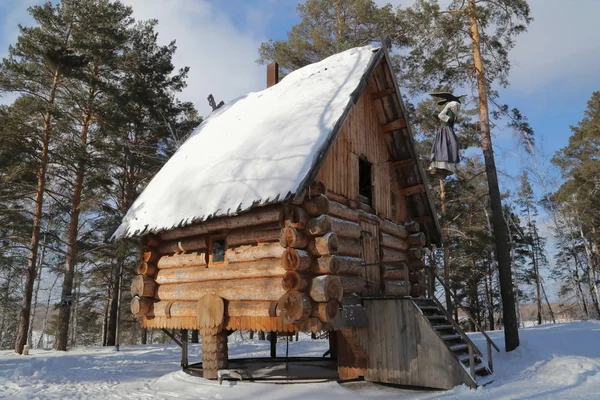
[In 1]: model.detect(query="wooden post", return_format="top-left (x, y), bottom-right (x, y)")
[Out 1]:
top-left (201, 329), bottom-right (228, 379)
top-left (487, 340), bottom-right (494, 373)
top-left (181, 329), bottom-right (188, 368)
top-left (468, 344), bottom-right (475, 377)
top-left (269, 332), bottom-right (277, 357)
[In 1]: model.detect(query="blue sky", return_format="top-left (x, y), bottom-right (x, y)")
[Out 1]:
top-left (1, 0), bottom-right (599, 301)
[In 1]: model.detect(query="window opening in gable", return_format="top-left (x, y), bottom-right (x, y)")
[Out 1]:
top-left (359, 157), bottom-right (373, 206)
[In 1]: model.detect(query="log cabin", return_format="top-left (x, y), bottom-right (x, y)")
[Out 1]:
top-left (114, 44), bottom-right (497, 389)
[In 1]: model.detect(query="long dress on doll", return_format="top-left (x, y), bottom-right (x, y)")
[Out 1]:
top-left (429, 101), bottom-right (460, 177)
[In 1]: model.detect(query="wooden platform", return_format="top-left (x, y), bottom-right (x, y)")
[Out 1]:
top-left (184, 357), bottom-right (338, 383)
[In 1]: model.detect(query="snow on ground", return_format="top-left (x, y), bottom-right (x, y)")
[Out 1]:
top-left (1, 321), bottom-right (599, 399)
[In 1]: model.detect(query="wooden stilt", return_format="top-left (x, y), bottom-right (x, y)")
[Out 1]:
top-left (201, 329), bottom-right (228, 379)
top-left (181, 329), bottom-right (188, 368)
top-left (269, 332), bottom-right (277, 358)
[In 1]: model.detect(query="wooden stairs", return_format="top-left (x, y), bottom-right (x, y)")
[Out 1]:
top-left (412, 298), bottom-right (495, 387)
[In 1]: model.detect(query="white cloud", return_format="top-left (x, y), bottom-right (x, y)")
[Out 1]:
top-left (121, 0), bottom-right (267, 118)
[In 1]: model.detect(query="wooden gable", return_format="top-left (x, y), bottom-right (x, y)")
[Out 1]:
top-left (313, 51), bottom-right (441, 245)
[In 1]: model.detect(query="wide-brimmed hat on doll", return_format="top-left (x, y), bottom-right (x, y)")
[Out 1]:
top-left (429, 92), bottom-right (466, 106)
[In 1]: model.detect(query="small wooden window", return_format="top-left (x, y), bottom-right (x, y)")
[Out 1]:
top-left (208, 235), bottom-right (227, 266)
top-left (359, 157), bottom-right (373, 206)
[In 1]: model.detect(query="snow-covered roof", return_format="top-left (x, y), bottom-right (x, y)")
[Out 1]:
top-left (114, 45), bottom-right (380, 238)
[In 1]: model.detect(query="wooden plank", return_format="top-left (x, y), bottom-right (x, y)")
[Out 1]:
top-left (393, 159), bottom-right (415, 168)
top-left (401, 184), bottom-right (425, 196)
top-left (370, 87), bottom-right (396, 100)
top-left (381, 118), bottom-right (407, 133)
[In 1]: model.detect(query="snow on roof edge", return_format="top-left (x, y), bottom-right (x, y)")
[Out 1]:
top-left (112, 45), bottom-right (382, 240)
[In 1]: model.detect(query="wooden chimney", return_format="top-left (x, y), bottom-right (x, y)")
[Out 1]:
top-left (267, 62), bottom-right (279, 88)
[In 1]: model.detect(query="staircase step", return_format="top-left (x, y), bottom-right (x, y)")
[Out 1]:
top-left (477, 374), bottom-right (495, 387)
top-left (448, 343), bottom-right (468, 352)
top-left (474, 364), bottom-right (489, 374)
top-left (433, 324), bottom-right (454, 330)
top-left (419, 306), bottom-right (440, 311)
top-left (440, 334), bottom-right (462, 341)
top-left (426, 315), bottom-right (447, 321)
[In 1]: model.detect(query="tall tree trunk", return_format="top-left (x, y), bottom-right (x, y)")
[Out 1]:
top-left (55, 111), bottom-right (92, 351)
top-left (469, 0), bottom-right (519, 351)
top-left (439, 179), bottom-right (453, 316)
top-left (572, 252), bottom-right (589, 319)
top-left (532, 246), bottom-right (542, 325)
top-left (28, 233), bottom-right (48, 348)
top-left (15, 69), bottom-right (60, 354)
top-left (37, 273), bottom-right (60, 349)
top-left (540, 281), bottom-right (555, 323)
top-left (106, 249), bottom-right (124, 346)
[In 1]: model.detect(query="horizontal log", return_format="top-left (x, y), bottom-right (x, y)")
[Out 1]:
top-left (279, 205), bottom-right (309, 229)
top-left (325, 192), bottom-right (350, 206)
top-left (328, 199), bottom-right (359, 222)
top-left (312, 256), bottom-right (363, 276)
top-left (155, 277), bottom-right (286, 301)
top-left (226, 243), bottom-right (285, 263)
top-left (310, 275), bottom-right (343, 302)
top-left (158, 235), bottom-right (206, 255)
top-left (408, 232), bottom-right (426, 247)
top-left (159, 205), bottom-right (281, 241)
top-left (379, 219), bottom-right (409, 239)
top-left (307, 215), bottom-right (361, 238)
top-left (158, 252), bottom-right (207, 269)
top-left (147, 300), bottom-right (197, 318)
top-left (302, 195), bottom-right (329, 216)
top-left (282, 271), bottom-right (310, 292)
top-left (405, 220), bottom-right (420, 233)
top-left (308, 232), bottom-right (339, 256)
top-left (311, 299), bottom-right (339, 323)
top-left (131, 275), bottom-right (156, 298)
top-left (278, 291), bottom-right (312, 324)
top-left (155, 259), bottom-right (285, 285)
top-left (337, 237), bottom-right (362, 258)
top-left (131, 296), bottom-right (153, 315)
top-left (408, 248), bottom-right (423, 260)
top-left (340, 276), bottom-right (366, 295)
top-left (281, 248), bottom-right (313, 271)
top-left (280, 226), bottom-right (310, 248)
top-left (381, 247), bottom-right (409, 263)
top-left (382, 280), bottom-right (410, 297)
top-left (226, 300), bottom-right (276, 317)
top-left (380, 233), bottom-right (409, 251)
top-left (381, 263), bottom-right (408, 280)
top-left (227, 225), bottom-right (281, 246)
top-left (137, 261), bottom-right (157, 277)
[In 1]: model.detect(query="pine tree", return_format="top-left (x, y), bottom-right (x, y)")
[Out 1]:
top-left (0, 1), bottom-right (84, 354)
top-left (401, 0), bottom-right (533, 351)
top-left (258, 0), bottom-right (404, 73)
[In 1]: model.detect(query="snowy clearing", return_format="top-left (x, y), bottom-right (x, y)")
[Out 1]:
top-left (0, 321), bottom-right (599, 399)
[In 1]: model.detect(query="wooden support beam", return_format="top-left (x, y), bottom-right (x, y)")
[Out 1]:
top-left (393, 159), bottom-right (415, 168)
top-left (181, 329), bottom-right (188, 368)
top-left (370, 87), bottom-right (396, 100)
top-left (381, 118), bottom-right (407, 133)
top-left (401, 184), bottom-right (425, 196)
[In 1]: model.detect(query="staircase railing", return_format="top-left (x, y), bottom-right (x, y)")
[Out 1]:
top-left (426, 268), bottom-right (500, 375)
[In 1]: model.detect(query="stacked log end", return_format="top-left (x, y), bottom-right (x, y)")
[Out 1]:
top-left (131, 236), bottom-right (160, 318)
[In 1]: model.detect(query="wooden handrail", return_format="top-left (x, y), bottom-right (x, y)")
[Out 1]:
top-left (431, 271), bottom-right (501, 353)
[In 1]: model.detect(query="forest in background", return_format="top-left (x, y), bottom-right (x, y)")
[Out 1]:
top-left (1, 0), bottom-right (598, 352)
